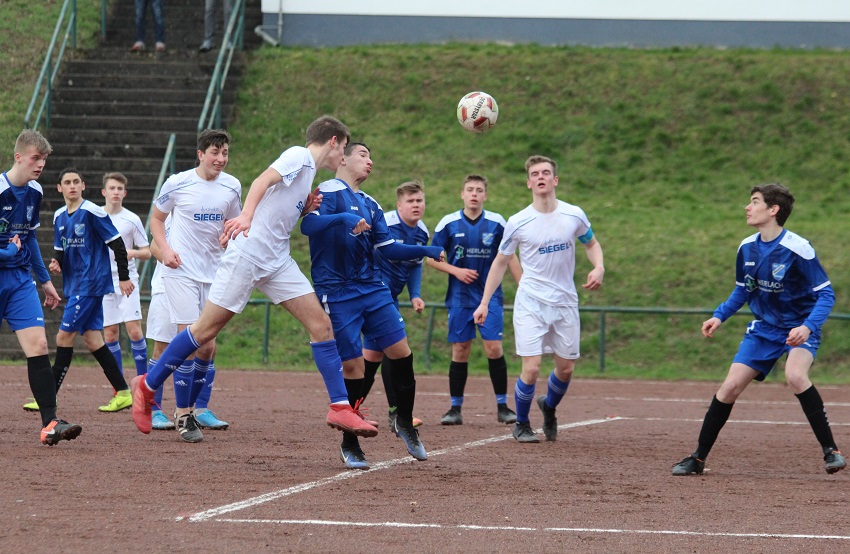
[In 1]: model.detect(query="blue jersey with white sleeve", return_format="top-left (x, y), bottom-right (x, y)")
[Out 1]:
top-left (53, 200), bottom-right (121, 296)
top-left (0, 172), bottom-right (49, 282)
top-left (431, 209), bottom-right (506, 308)
top-left (713, 229), bottom-right (834, 334)
top-left (374, 210), bottom-right (430, 301)
top-left (306, 178), bottom-right (394, 302)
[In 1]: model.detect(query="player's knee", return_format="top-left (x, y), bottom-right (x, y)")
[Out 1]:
top-left (307, 316), bottom-right (335, 343)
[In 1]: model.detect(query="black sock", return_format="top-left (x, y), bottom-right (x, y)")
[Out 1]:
top-left (488, 356), bottom-right (508, 396)
top-left (448, 360), bottom-right (468, 399)
top-left (28, 355), bottom-right (57, 426)
top-left (344, 377), bottom-right (364, 408)
top-left (387, 353), bottom-right (415, 424)
top-left (52, 346), bottom-right (74, 393)
top-left (379, 355), bottom-right (398, 407)
top-left (695, 396), bottom-right (734, 460)
top-left (341, 431), bottom-right (360, 449)
top-left (796, 385), bottom-right (837, 452)
top-left (362, 359), bottom-right (381, 401)
top-left (91, 344), bottom-right (128, 392)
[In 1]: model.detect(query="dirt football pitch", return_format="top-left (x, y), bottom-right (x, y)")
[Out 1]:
top-left (1, 365), bottom-right (848, 552)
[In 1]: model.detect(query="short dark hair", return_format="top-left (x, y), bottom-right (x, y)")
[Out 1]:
top-left (197, 128), bottom-right (232, 153)
top-left (59, 167), bottom-right (83, 183)
top-left (751, 182), bottom-right (794, 226)
top-left (102, 172), bottom-right (128, 188)
top-left (525, 155), bottom-right (558, 176)
top-left (345, 142), bottom-right (370, 156)
top-left (463, 174), bottom-right (488, 191)
top-left (305, 116), bottom-right (351, 148)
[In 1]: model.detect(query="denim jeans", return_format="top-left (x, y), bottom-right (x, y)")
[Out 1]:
top-left (135, 0), bottom-right (165, 44)
top-left (204, 0), bottom-right (234, 44)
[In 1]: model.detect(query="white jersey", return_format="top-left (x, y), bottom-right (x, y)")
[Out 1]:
top-left (228, 146), bottom-right (316, 272)
top-left (150, 260), bottom-right (165, 295)
top-left (498, 200), bottom-right (591, 307)
top-left (155, 168), bottom-right (242, 283)
top-left (106, 207), bottom-right (148, 288)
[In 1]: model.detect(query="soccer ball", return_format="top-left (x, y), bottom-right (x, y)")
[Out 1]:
top-left (456, 91), bottom-right (498, 133)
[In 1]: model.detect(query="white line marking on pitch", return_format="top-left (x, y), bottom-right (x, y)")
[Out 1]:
top-left (185, 417), bottom-right (619, 522)
top-left (208, 519), bottom-right (850, 541)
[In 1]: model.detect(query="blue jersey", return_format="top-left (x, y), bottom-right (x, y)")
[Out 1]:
top-left (431, 209), bottom-right (507, 308)
top-left (375, 210), bottom-right (429, 301)
top-left (53, 200), bottom-right (121, 296)
top-left (0, 172), bottom-right (48, 281)
top-left (714, 229), bottom-right (834, 334)
top-left (306, 179), bottom-right (394, 302)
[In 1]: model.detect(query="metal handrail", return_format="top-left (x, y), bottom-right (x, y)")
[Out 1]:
top-left (198, 0), bottom-right (246, 132)
top-left (24, 0), bottom-right (77, 129)
top-left (137, 133), bottom-right (177, 290)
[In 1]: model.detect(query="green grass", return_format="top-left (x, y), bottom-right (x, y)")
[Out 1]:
top-left (0, 0), bottom-right (101, 167)
top-left (4, 14), bottom-right (850, 382)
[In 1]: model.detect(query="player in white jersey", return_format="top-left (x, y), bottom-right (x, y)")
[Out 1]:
top-left (474, 155), bottom-right (604, 443)
top-left (148, 129), bottom-right (242, 441)
top-left (131, 116), bottom-right (379, 447)
top-left (100, 172), bottom-right (151, 383)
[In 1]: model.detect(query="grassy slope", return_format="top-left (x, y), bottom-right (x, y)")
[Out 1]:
top-left (3, 11), bottom-right (850, 381)
top-left (222, 44), bottom-right (850, 382)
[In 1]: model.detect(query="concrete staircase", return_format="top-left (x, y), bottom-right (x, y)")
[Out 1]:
top-left (2, 0), bottom-right (263, 359)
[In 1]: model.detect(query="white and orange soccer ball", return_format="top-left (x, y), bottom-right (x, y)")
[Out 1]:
top-left (456, 91), bottom-right (498, 133)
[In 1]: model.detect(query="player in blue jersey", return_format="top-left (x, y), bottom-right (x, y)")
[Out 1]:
top-left (672, 183), bottom-right (845, 476)
top-left (131, 116), bottom-right (379, 444)
top-left (2, 130), bottom-right (81, 445)
top-left (100, 173), bottom-right (151, 385)
top-left (301, 143), bottom-right (445, 469)
top-left (429, 174), bottom-right (522, 426)
top-left (361, 180), bottom-right (429, 428)
top-left (49, 168), bottom-right (135, 411)
top-left (474, 156), bottom-right (604, 443)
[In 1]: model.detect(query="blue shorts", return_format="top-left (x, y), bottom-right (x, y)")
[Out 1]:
top-left (733, 319), bottom-right (820, 381)
top-left (324, 291), bottom-right (406, 362)
top-left (447, 301), bottom-right (503, 343)
top-left (60, 295), bottom-right (105, 334)
top-left (0, 268), bottom-right (45, 331)
top-left (362, 297), bottom-right (401, 352)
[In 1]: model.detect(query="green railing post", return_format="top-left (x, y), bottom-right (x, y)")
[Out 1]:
top-left (100, 0), bottom-right (107, 41)
top-left (598, 310), bottom-right (606, 372)
top-left (46, 58), bottom-right (53, 128)
top-left (71, 0), bottom-right (77, 47)
top-left (263, 300), bottom-right (271, 364)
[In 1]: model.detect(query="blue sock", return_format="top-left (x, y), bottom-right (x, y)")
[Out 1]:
top-left (310, 340), bottom-right (348, 404)
top-left (106, 341), bottom-right (122, 372)
top-left (196, 361), bottom-right (215, 409)
top-left (450, 396), bottom-right (464, 408)
top-left (146, 328), bottom-right (200, 390)
top-left (496, 394), bottom-right (508, 405)
top-left (546, 372), bottom-right (571, 409)
top-left (189, 357), bottom-right (211, 406)
top-left (173, 360), bottom-right (195, 409)
top-left (130, 338), bottom-right (148, 376)
top-left (514, 379), bottom-right (536, 423)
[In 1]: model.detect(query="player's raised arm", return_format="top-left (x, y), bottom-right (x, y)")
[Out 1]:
top-left (223, 167), bottom-right (282, 240)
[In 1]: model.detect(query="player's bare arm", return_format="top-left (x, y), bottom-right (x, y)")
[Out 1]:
top-left (581, 238), bottom-right (604, 290)
top-left (223, 167), bottom-right (281, 241)
top-left (426, 258), bottom-right (478, 283)
top-left (41, 280), bottom-right (61, 309)
top-left (150, 207), bottom-right (180, 268)
top-left (473, 252), bottom-right (511, 324)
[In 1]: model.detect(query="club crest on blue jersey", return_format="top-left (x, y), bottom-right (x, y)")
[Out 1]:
top-left (454, 245), bottom-right (465, 260)
top-left (772, 263), bottom-right (787, 281)
top-left (481, 232), bottom-right (495, 246)
top-left (74, 224), bottom-right (86, 237)
top-left (745, 274), bottom-right (757, 292)
top-left (0, 218), bottom-right (8, 233)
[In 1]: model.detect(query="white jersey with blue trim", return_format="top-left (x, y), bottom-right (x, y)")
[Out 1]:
top-left (499, 200), bottom-right (591, 307)
top-left (53, 200), bottom-right (122, 296)
top-left (106, 207), bottom-right (148, 288)
top-left (155, 168), bottom-right (242, 283)
top-left (228, 146), bottom-right (315, 272)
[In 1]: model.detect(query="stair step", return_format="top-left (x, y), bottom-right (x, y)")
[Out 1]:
top-left (53, 100), bottom-right (208, 118)
top-left (54, 87), bottom-right (234, 104)
top-left (49, 114), bottom-right (203, 131)
top-left (47, 142), bottom-right (197, 159)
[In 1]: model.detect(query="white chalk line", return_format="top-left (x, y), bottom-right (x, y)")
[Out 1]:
top-left (208, 518), bottom-right (850, 541)
top-left (185, 417), bottom-right (618, 522)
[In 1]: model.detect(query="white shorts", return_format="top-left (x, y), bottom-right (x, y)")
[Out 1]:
top-left (208, 249), bottom-right (314, 313)
top-left (102, 286), bottom-right (143, 327)
top-left (146, 292), bottom-right (178, 343)
top-left (164, 275), bottom-right (210, 325)
top-left (513, 288), bottom-right (580, 359)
